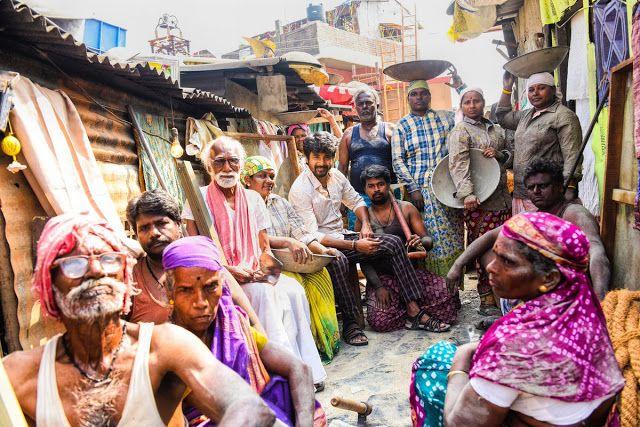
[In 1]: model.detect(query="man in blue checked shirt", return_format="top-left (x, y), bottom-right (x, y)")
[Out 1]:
top-left (391, 74), bottom-right (468, 279)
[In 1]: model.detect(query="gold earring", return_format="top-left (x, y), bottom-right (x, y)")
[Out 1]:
top-left (538, 285), bottom-right (549, 293)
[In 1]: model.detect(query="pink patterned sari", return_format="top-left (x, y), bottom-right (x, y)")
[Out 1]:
top-left (470, 212), bottom-right (624, 402)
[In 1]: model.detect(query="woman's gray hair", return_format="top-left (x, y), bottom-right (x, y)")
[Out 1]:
top-left (200, 136), bottom-right (247, 173)
top-left (353, 87), bottom-right (380, 107)
top-left (513, 240), bottom-right (559, 277)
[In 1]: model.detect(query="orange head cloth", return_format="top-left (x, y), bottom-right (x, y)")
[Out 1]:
top-left (32, 213), bottom-right (136, 319)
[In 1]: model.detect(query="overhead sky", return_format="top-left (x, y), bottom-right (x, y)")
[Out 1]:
top-left (26, 0), bottom-right (507, 104)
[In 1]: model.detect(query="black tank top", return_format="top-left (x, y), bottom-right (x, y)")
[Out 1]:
top-left (348, 123), bottom-right (396, 193)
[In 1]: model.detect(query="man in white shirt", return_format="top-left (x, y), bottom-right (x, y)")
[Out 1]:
top-left (289, 132), bottom-right (434, 346)
top-left (182, 136), bottom-right (326, 386)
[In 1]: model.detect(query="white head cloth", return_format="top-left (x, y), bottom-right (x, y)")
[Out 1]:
top-left (456, 87), bottom-right (485, 123)
top-left (526, 72), bottom-right (555, 91)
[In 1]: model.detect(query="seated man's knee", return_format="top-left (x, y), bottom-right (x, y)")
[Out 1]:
top-left (379, 234), bottom-right (404, 253)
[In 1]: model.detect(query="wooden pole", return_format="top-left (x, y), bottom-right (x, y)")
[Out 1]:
top-left (330, 396), bottom-right (372, 415)
top-left (599, 59), bottom-right (633, 258)
top-left (127, 105), bottom-right (169, 193)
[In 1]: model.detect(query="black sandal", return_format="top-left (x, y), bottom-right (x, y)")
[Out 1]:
top-left (342, 322), bottom-right (369, 346)
top-left (405, 309), bottom-right (451, 333)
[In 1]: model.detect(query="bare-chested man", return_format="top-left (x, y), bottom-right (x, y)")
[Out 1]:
top-left (2, 213), bottom-right (276, 426)
top-left (447, 159), bottom-right (610, 302)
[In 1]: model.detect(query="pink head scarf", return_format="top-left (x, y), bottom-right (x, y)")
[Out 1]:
top-left (470, 212), bottom-right (624, 402)
top-left (32, 213), bottom-right (136, 318)
top-left (286, 123), bottom-right (310, 137)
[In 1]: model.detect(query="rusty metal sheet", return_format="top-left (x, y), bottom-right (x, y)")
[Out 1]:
top-left (0, 156), bottom-right (64, 350)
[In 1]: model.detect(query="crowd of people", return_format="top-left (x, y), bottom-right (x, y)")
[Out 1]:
top-left (1, 68), bottom-right (625, 427)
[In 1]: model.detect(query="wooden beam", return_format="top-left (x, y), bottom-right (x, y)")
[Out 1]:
top-left (224, 132), bottom-right (291, 141)
top-left (307, 116), bottom-right (343, 124)
top-left (600, 62), bottom-right (632, 258)
top-left (612, 189), bottom-right (636, 206)
top-left (223, 132), bottom-right (301, 184)
top-left (286, 135), bottom-right (301, 180)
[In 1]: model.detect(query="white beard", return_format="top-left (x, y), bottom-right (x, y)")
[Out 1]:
top-left (54, 277), bottom-right (127, 321)
top-left (214, 171), bottom-right (239, 188)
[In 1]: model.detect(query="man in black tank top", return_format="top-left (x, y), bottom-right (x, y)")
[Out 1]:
top-left (338, 88), bottom-right (397, 230)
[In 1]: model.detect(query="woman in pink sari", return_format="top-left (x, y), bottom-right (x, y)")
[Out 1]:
top-left (410, 212), bottom-right (624, 426)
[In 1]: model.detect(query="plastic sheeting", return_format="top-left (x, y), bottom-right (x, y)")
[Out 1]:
top-left (133, 110), bottom-right (185, 210)
top-left (567, 12), bottom-right (600, 216)
top-left (539, 0), bottom-right (579, 25)
top-left (448, 2), bottom-right (497, 42)
top-left (8, 74), bottom-right (124, 229)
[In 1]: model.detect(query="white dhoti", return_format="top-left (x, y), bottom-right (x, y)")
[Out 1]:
top-left (242, 275), bottom-right (327, 383)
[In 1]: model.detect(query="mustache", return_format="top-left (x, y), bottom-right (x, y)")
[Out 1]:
top-left (65, 277), bottom-right (126, 301)
top-left (149, 236), bottom-right (170, 247)
top-left (214, 171), bottom-right (239, 188)
top-left (55, 276), bottom-right (129, 321)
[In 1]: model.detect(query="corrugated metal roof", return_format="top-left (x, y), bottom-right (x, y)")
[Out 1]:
top-left (180, 57), bottom-right (327, 109)
top-left (0, 0), bottom-right (248, 116)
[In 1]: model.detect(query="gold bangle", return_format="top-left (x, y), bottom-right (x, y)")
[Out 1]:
top-left (447, 370), bottom-right (469, 380)
top-left (502, 88), bottom-right (512, 95)
top-left (567, 185), bottom-right (577, 189)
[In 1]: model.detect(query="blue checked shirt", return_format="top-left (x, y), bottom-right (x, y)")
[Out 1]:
top-left (391, 110), bottom-right (456, 193)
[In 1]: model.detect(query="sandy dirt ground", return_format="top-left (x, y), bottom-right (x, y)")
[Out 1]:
top-left (316, 277), bottom-right (484, 427)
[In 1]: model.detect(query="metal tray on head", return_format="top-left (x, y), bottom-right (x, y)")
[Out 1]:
top-left (275, 110), bottom-right (318, 125)
top-left (383, 60), bottom-right (453, 82)
top-left (503, 46), bottom-right (569, 78)
top-left (431, 149), bottom-right (501, 209)
top-left (272, 249), bottom-right (335, 274)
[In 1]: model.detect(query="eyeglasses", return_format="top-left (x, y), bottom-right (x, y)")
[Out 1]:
top-left (212, 157), bottom-right (240, 168)
top-left (525, 182), bottom-right (552, 192)
top-left (51, 252), bottom-right (126, 279)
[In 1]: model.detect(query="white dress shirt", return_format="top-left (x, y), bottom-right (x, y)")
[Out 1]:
top-left (288, 167), bottom-right (366, 241)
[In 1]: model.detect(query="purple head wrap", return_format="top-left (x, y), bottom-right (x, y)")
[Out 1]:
top-left (162, 236), bottom-right (223, 272)
top-left (286, 123), bottom-right (310, 136)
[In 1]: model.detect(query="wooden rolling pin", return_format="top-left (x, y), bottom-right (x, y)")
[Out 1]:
top-left (330, 396), bottom-right (373, 416)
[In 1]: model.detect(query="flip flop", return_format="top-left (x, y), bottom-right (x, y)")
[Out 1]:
top-left (405, 309), bottom-right (451, 332)
top-left (343, 322), bottom-right (368, 346)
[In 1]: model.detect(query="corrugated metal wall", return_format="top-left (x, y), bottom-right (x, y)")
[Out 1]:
top-left (0, 48), bottom-right (216, 349)
top-left (73, 96), bottom-right (143, 223)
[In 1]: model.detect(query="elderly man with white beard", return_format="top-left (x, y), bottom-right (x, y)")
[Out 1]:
top-left (1, 213), bottom-right (277, 426)
top-left (182, 136), bottom-right (326, 388)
